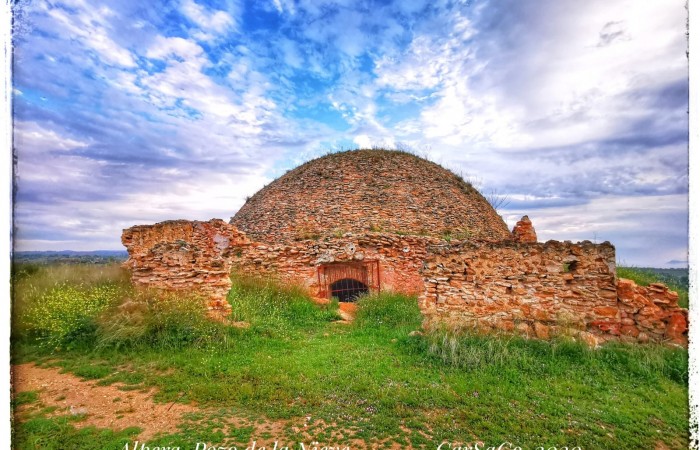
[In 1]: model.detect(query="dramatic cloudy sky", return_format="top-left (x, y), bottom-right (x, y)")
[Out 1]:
top-left (12, 0), bottom-right (688, 267)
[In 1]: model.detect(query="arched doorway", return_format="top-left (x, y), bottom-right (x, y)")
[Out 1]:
top-left (317, 260), bottom-right (380, 300)
top-left (330, 278), bottom-right (369, 302)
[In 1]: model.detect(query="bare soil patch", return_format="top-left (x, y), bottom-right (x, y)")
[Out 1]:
top-left (11, 363), bottom-right (360, 446)
top-left (12, 363), bottom-right (198, 440)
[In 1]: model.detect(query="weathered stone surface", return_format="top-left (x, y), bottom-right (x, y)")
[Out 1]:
top-left (534, 322), bottom-right (550, 340)
top-left (232, 232), bottom-right (441, 295)
top-left (418, 240), bottom-right (687, 346)
top-left (617, 279), bottom-right (687, 345)
top-left (516, 322), bottom-right (533, 337)
top-left (593, 306), bottom-right (619, 318)
top-left (511, 215), bottom-right (537, 243)
top-left (576, 331), bottom-right (601, 348)
top-left (231, 150), bottom-right (512, 243)
top-left (121, 219), bottom-right (249, 310)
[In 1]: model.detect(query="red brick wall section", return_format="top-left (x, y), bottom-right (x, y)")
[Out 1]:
top-left (419, 240), bottom-right (688, 346)
top-left (231, 232), bottom-right (442, 296)
top-left (121, 219), bottom-right (249, 311)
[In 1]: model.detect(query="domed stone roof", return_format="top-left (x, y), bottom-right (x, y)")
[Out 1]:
top-left (231, 149), bottom-right (511, 243)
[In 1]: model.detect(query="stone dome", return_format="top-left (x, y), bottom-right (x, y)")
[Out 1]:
top-left (231, 149), bottom-right (511, 243)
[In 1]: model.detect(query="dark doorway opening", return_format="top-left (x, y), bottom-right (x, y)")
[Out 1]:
top-left (330, 278), bottom-right (369, 302)
top-left (317, 260), bottom-right (380, 300)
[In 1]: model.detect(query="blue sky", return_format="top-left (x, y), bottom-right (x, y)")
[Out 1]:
top-left (12, 0), bottom-right (688, 267)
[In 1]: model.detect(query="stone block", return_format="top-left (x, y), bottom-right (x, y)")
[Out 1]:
top-left (534, 322), bottom-right (550, 340)
top-left (593, 306), bottom-right (619, 318)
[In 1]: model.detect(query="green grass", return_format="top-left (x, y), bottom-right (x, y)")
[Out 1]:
top-left (618, 266), bottom-right (689, 308)
top-left (13, 414), bottom-right (140, 450)
top-left (353, 291), bottom-right (423, 332)
top-left (12, 390), bottom-right (39, 408)
top-left (228, 275), bottom-right (341, 335)
top-left (11, 264), bottom-right (689, 449)
top-left (11, 262), bottom-right (131, 339)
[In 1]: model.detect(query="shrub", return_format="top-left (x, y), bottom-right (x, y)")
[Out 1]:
top-left (23, 283), bottom-right (121, 349)
top-left (419, 325), bottom-right (688, 385)
top-left (422, 325), bottom-right (536, 370)
top-left (12, 263), bottom-right (130, 332)
top-left (11, 262), bottom-right (41, 281)
top-left (353, 292), bottom-right (423, 334)
top-left (228, 276), bottom-right (341, 334)
top-left (96, 290), bottom-right (230, 350)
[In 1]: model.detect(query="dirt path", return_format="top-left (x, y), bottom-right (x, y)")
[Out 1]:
top-left (12, 363), bottom-right (199, 440)
top-left (11, 363), bottom-right (365, 447)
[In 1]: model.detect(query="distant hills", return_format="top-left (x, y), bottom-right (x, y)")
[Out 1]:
top-left (636, 267), bottom-right (688, 280)
top-left (13, 250), bottom-right (128, 264)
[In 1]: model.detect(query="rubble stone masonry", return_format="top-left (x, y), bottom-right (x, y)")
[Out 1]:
top-left (121, 219), bottom-right (249, 310)
top-left (231, 150), bottom-right (512, 243)
top-left (231, 232), bottom-right (441, 295)
top-left (419, 240), bottom-right (687, 345)
top-left (511, 215), bottom-right (537, 243)
top-left (121, 218), bottom-right (687, 346)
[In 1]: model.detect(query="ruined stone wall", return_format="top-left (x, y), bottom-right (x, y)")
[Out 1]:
top-left (616, 279), bottom-right (688, 345)
top-left (121, 219), bottom-right (249, 310)
top-left (120, 217), bottom-right (687, 346)
top-left (231, 232), bottom-right (442, 296)
top-left (420, 240), bottom-right (687, 345)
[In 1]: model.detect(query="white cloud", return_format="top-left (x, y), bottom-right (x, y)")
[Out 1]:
top-left (279, 38), bottom-right (303, 68)
top-left (146, 36), bottom-right (205, 61)
top-left (504, 194), bottom-right (688, 267)
top-left (382, 0), bottom-right (687, 153)
top-left (45, 1), bottom-right (136, 67)
top-left (271, 0), bottom-right (296, 15)
top-left (181, 0), bottom-right (236, 35)
top-left (353, 135), bottom-right (372, 148)
top-left (374, 13), bottom-right (475, 92)
top-left (138, 35), bottom-right (279, 134)
top-left (485, 0), bottom-right (685, 149)
top-left (14, 121), bottom-right (90, 155)
top-left (14, 167), bottom-right (274, 251)
top-left (419, 85), bottom-right (524, 147)
top-left (375, 36), bottom-right (447, 91)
